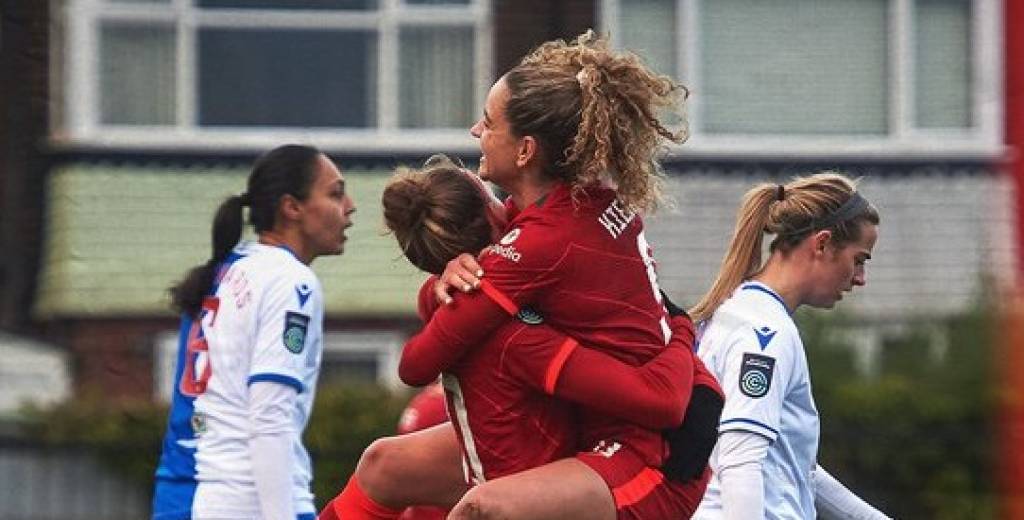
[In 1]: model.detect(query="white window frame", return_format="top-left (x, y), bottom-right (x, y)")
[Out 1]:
top-left (153, 328), bottom-right (405, 402)
top-left (62, 0), bottom-right (492, 154)
top-left (601, 0), bottom-right (1003, 159)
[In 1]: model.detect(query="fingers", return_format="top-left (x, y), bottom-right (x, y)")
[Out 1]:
top-left (434, 254), bottom-right (485, 305)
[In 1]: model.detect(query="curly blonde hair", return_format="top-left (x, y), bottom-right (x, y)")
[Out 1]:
top-left (503, 30), bottom-right (687, 213)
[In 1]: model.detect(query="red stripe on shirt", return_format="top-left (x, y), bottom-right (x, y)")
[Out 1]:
top-left (480, 279), bottom-right (519, 315)
top-left (612, 467), bottom-right (665, 507)
top-left (543, 337), bottom-right (579, 394)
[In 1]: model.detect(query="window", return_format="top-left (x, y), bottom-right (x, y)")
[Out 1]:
top-left (64, 0), bottom-right (490, 151)
top-left (153, 329), bottom-right (405, 402)
top-left (602, 0), bottom-right (1000, 156)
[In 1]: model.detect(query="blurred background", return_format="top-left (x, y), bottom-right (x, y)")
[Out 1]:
top-left (0, 0), bottom-right (1019, 518)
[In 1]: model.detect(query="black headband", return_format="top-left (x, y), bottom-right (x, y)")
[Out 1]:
top-left (784, 191), bottom-right (869, 236)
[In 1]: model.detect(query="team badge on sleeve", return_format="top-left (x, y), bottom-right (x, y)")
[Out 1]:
top-left (283, 312), bottom-right (310, 353)
top-left (739, 353), bottom-right (775, 398)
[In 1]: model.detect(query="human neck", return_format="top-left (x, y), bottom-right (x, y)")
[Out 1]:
top-left (258, 230), bottom-right (312, 265)
top-left (750, 255), bottom-right (804, 314)
top-left (507, 176), bottom-right (561, 209)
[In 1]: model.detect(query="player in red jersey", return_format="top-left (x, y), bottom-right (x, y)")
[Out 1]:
top-left (397, 32), bottom-right (714, 519)
top-left (319, 156), bottom-right (721, 520)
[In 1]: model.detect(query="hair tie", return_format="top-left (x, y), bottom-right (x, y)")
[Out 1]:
top-left (776, 185), bottom-right (785, 201)
top-left (576, 66), bottom-right (591, 86)
top-left (238, 192), bottom-right (251, 206)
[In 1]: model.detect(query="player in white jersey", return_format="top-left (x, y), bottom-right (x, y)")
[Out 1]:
top-left (689, 172), bottom-right (890, 520)
top-left (153, 144), bottom-right (356, 520)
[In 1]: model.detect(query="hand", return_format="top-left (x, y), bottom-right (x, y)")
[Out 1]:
top-left (434, 254), bottom-right (484, 305)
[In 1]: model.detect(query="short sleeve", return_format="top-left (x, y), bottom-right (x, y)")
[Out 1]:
top-left (716, 328), bottom-right (797, 442)
top-left (248, 270), bottom-right (320, 394)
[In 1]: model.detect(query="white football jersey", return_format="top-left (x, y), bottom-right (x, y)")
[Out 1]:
top-left (154, 242), bottom-right (323, 519)
top-left (693, 281), bottom-right (820, 520)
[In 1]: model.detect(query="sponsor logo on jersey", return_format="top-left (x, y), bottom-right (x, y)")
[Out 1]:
top-left (499, 228), bottom-right (521, 245)
top-left (740, 353), bottom-right (775, 398)
top-left (753, 326), bottom-right (777, 350)
top-left (486, 243), bottom-right (522, 263)
top-left (283, 312), bottom-right (310, 353)
top-left (295, 283), bottom-right (312, 307)
top-left (515, 306), bottom-right (544, 325)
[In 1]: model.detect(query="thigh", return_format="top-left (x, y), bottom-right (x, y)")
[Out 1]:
top-left (448, 457), bottom-right (615, 520)
top-left (356, 422), bottom-right (468, 508)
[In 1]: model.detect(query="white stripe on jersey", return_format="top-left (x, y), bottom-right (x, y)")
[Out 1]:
top-left (442, 373), bottom-right (487, 485)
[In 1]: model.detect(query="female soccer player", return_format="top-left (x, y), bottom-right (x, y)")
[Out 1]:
top-left (391, 31), bottom-right (699, 519)
top-left (152, 144), bottom-right (356, 520)
top-left (320, 156), bottom-right (719, 520)
top-left (688, 173), bottom-right (890, 520)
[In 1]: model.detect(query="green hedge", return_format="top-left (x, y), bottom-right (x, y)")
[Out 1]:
top-left (801, 305), bottom-right (996, 519)
top-left (19, 307), bottom-right (997, 517)
top-left (21, 383), bottom-right (409, 511)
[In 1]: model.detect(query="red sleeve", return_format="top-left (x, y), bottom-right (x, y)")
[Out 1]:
top-left (399, 220), bottom-right (566, 387)
top-left (416, 276), bottom-right (441, 323)
top-left (501, 316), bottom-right (696, 429)
top-left (398, 285), bottom-right (513, 386)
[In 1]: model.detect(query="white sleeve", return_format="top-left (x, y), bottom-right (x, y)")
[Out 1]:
top-left (813, 464), bottom-right (891, 520)
top-left (715, 430), bottom-right (770, 520)
top-left (717, 328), bottom-right (795, 441)
top-left (248, 270), bottom-right (318, 393)
top-left (249, 380), bottom-right (298, 520)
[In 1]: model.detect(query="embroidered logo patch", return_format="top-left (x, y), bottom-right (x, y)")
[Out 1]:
top-left (283, 312), bottom-right (310, 353)
top-left (739, 353), bottom-right (775, 398)
top-left (515, 306), bottom-right (544, 325)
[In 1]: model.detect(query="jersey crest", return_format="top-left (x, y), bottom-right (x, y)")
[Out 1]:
top-left (740, 353), bottom-right (775, 398)
top-left (283, 312), bottom-right (310, 353)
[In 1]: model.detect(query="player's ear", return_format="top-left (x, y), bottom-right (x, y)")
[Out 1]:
top-left (278, 193), bottom-right (303, 222)
top-left (516, 136), bottom-right (539, 168)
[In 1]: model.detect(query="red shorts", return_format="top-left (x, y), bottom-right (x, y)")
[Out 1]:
top-left (577, 442), bottom-right (710, 520)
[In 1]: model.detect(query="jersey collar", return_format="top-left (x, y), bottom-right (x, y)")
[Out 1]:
top-left (740, 281), bottom-right (793, 316)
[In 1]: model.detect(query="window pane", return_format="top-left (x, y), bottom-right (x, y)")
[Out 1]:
top-left (198, 29), bottom-right (377, 127)
top-left (619, 0), bottom-right (676, 78)
top-left (915, 0), bottom-right (971, 128)
top-left (198, 0), bottom-right (376, 9)
top-left (399, 27), bottom-right (474, 128)
top-left (99, 24), bottom-right (176, 125)
top-left (700, 0), bottom-right (888, 135)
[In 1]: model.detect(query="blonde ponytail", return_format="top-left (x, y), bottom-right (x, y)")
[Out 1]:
top-left (689, 184), bottom-right (779, 323)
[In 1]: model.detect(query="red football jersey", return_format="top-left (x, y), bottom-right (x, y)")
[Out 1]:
top-left (415, 278), bottom-right (578, 483)
top-left (401, 183), bottom-right (673, 467)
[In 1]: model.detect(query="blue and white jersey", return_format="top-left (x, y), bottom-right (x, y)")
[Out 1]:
top-left (153, 242), bottom-right (323, 520)
top-left (693, 281), bottom-right (819, 520)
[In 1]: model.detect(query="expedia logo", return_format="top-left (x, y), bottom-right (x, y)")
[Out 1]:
top-left (487, 243), bottom-right (522, 262)
top-left (500, 228), bottom-right (521, 245)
